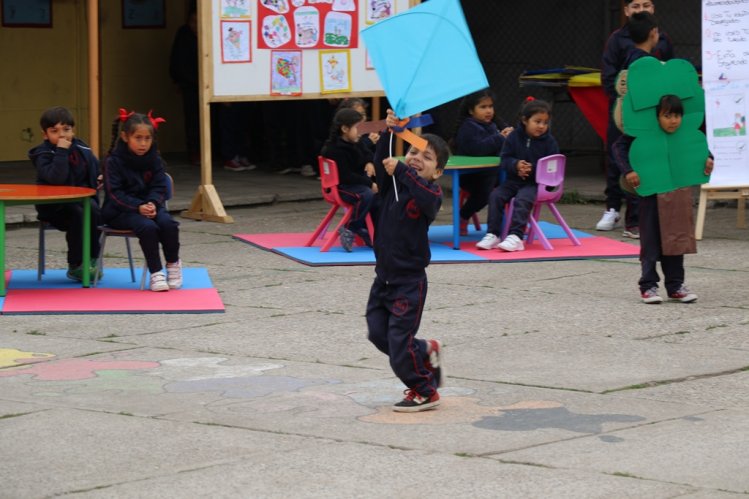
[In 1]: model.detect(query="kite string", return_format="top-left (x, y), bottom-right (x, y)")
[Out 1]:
top-left (389, 131), bottom-right (399, 202)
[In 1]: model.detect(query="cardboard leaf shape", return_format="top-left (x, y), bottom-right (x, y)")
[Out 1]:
top-left (361, 0), bottom-right (488, 118)
top-left (622, 57), bottom-right (709, 196)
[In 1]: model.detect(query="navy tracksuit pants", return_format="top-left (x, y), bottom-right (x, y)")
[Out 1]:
top-left (40, 199), bottom-right (102, 267)
top-left (338, 183), bottom-right (376, 233)
top-left (486, 179), bottom-right (536, 238)
top-left (105, 209), bottom-right (180, 273)
top-left (366, 275), bottom-right (438, 398)
top-left (638, 194), bottom-right (684, 294)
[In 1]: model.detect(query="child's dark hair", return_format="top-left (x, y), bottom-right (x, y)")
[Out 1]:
top-left (40, 106), bottom-right (75, 130)
top-left (326, 107), bottom-right (364, 143)
top-left (520, 98), bottom-right (552, 121)
top-left (411, 133), bottom-right (450, 172)
top-left (655, 94), bottom-right (684, 116)
top-left (449, 88), bottom-right (497, 146)
top-left (108, 111), bottom-right (155, 154)
top-left (629, 11), bottom-right (658, 44)
top-left (337, 97), bottom-right (369, 116)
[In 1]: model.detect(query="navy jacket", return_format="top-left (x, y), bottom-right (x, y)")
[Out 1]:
top-left (321, 137), bottom-right (373, 188)
top-left (602, 25), bottom-right (674, 100)
top-left (500, 123), bottom-right (559, 184)
top-left (454, 117), bottom-right (505, 157)
top-left (29, 138), bottom-right (100, 217)
top-left (101, 141), bottom-right (169, 221)
top-left (372, 131), bottom-right (442, 284)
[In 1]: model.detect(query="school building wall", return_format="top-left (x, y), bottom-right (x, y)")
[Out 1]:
top-left (0, 0), bottom-right (701, 163)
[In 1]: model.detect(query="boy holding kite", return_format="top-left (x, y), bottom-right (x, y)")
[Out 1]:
top-left (366, 109), bottom-right (449, 412)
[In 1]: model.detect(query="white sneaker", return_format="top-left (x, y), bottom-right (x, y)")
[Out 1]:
top-left (166, 260), bottom-right (183, 289)
top-left (476, 233), bottom-right (500, 250)
top-left (149, 271), bottom-right (169, 292)
top-left (498, 234), bottom-right (525, 252)
top-left (596, 208), bottom-right (621, 231)
top-left (300, 164), bottom-right (316, 177)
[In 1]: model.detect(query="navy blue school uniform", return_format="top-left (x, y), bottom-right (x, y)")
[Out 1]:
top-left (485, 123), bottom-right (559, 238)
top-left (365, 130), bottom-right (442, 399)
top-left (321, 136), bottom-right (377, 235)
top-left (602, 25), bottom-right (674, 228)
top-left (612, 134), bottom-right (695, 294)
top-left (102, 141), bottom-right (180, 274)
top-left (28, 137), bottom-right (102, 267)
top-left (454, 117), bottom-right (506, 220)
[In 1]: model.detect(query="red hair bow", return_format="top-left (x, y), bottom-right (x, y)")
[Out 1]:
top-left (147, 110), bottom-right (166, 130)
top-left (118, 108), bottom-right (135, 122)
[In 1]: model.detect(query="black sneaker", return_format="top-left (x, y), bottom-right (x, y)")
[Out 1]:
top-left (338, 227), bottom-right (354, 252)
top-left (425, 339), bottom-right (445, 388)
top-left (392, 389), bottom-right (440, 413)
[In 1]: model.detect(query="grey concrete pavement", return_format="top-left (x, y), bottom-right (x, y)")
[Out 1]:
top-left (1, 156), bottom-right (748, 498)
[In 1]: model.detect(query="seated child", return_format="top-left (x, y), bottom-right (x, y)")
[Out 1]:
top-left (613, 94), bottom-right (713, 303)
top-left (451, 88), bottom-right (513, 235)
top-left (28, 106), bottom-right (102, 281)
top-left (102, 110), bottom-right (182, 292)
top-left (476, 98), bottom-right (559, 252)
top-left (320, 108), bottom-right (379, 251)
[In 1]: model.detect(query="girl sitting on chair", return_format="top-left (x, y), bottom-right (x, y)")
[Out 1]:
top-left (101, 110), bottom-right (182, 292)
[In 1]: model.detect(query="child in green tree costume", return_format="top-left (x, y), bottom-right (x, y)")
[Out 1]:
top-left (612, 57), bottom-right (714, 304)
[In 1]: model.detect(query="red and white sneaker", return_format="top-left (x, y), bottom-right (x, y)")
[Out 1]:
top-left (641, 287), bottom-right (663, 304)
top-left (668, 285), bottom-right (698, 303)
top-left (392, 389), bottom-right (440, 412)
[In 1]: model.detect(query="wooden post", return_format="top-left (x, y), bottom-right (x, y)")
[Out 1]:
top-left (87, 0), bottom-right (100, 156)
top-left (181, 0), bottom-right (234, 223)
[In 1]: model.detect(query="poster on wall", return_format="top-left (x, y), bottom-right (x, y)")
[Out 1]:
top-left (365, 0), bottom-right (394, 24)
top-left (221, 0), bottom-right (251, 19)
top-left (221, 20), bottom-right (252, 63)
top-left (122, 0), bottom-right (165, 28)
top-left (702, 0), bottom-right (749, 186)
top-left (270, 50), bottom-right (303, 95)
top-left (258, 0), bottom-right (359, 50)
top-left (2, 0), bottom-right (51, 27)
top-left (319, 49), bottom-right (351, 93)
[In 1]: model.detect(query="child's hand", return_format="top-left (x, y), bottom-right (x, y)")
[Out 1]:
top-left (500, 126), bottom-right (513, 137)
top-left (371, 182), bottom-right (379, 194)
top-left (704, 157), bottom-right (714, 175)
top-left (368, 132), bottom-right (381, 144)
top-left (625, 171), bottom-right (640, 189)
top-left (385, 109), bottom-right (399, 129)
top-left (57, 138), bottom-right (72, 149)
top-left (517, 160), bottom-right (532, 179)
top-left (383, 157), bottom-right (398, 176)
top-left (364, 162), bottom-right (375, 177)
top-left (139, 202), bottom-right (156, 219)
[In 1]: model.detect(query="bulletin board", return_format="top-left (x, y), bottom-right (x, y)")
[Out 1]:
top-left (208, 0), bottom-right (412, 101)
top-left (184, 0), bottom-right (416, 223)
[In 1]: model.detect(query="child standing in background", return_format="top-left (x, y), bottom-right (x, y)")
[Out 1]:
top-left (613, 95), bottom-right (713, 303)
top-left (476, 98), bottom-right (559, 252)
top-left (102, 110), bottom-right (182, 292)
top-left (320, 108), bottom-right (379, 251)
top-left (366, 109), bottom-right (447, 413)
top-left (29, 106), bottom-right (102, 281)
top-left (451, 89), bottom-right (513, 235)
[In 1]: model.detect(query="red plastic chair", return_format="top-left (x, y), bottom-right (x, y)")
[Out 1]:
top-left (459, 189), bottom-right (482, 232)
top-left (501, 154), bottom-right (581, 250)
top-left (305, 156), bottom-right (375, 252)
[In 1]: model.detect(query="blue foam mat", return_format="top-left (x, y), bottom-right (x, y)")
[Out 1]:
top-left (8, 267), bottom-right (214, 290)
top-left (427, 222), bottom-right (593, 243)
